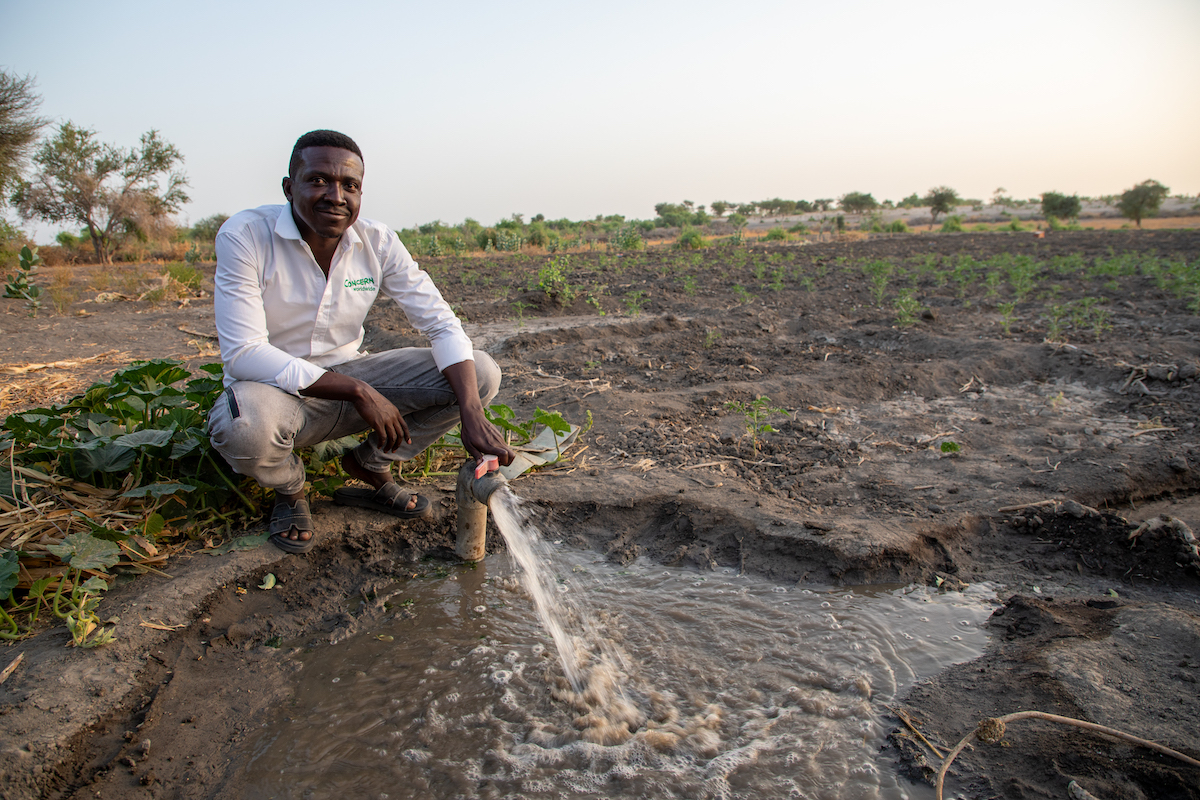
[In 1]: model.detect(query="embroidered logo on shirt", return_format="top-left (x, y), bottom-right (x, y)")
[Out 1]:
top-left (344, 277), bottom-right (377, 292)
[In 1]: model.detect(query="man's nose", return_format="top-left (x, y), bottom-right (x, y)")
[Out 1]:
top-left (325, 182), bottom-right (345, 204)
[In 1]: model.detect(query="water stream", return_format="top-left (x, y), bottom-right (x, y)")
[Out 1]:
top-left (242, 493), bottom-right (998, 799)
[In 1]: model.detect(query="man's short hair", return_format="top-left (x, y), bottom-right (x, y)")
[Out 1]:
top-left (288, 130), bottom-right (363, 177)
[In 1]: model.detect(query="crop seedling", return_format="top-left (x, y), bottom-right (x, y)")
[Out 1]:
top-left (623, 289), bottom-right (648, 316)
top-left (530, 255), bottom-right (580, 306)
top-left (724, 396), bottom-right (787, 454)
top-left (4, 245), bottom-right (43, 316)
top-left (680, 274), bottom-right (698, 296)
top-left (893, 289), bottom-right (921, 328)
top-left (999, 302), bottom-right (1018, 335)
top-left (863, 260), bottom-right (893, 306)
top-left (703, 328), bottom-right (721, 349)
top-left (940, 441), bottom-right (961, 454)
top-left (1044, 305), bottom-right (1068, 342)
top-left (733, 284), bottom-right (754, 305)
top-left (511, 299), bottom-right (533, 327)
top-left (485, 404), bottom-right (574, 459)
top-left (769, 267), bottom-right (786, 292)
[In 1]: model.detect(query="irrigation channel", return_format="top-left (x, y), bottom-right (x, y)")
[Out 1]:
top-left (240, 489), bottom-right (998, 800)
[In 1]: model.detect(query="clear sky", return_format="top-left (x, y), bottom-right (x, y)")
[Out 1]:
top-left (2, 0), bottom-right (1198, 240)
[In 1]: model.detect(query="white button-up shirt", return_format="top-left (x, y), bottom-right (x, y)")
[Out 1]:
top-left (214, 204), bottom-right (473, 394)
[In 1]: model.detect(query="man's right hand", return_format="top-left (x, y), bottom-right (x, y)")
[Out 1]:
top-left (299, 372), bottom-right (410, 451)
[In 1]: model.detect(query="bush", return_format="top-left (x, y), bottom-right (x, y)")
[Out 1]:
top-left (886, 220), bottom-right (908, 233)
top-left (764, 227), bottom-right (789, 242)
top-left (940, 215), bottom-right (965, 233)
top-left (677, 229), bottom-right (706, 250)
top-left (607, 225), bottom-right (645, 251)
top-left (788, 222), bottom-right (810, 234)
top-left (1041, 192), bottom-right (1081, 221)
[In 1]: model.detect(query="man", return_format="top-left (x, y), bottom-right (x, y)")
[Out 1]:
top-left (208, 129), bottom-right (514, 554)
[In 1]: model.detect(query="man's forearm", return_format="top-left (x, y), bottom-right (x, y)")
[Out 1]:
top-left (298, 370), bottom-right (369, 402)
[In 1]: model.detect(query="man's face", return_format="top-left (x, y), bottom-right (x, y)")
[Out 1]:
top-left (282, 146), bottom-right (365, 243)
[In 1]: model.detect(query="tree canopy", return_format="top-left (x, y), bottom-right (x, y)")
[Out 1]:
top-left (0, 71), bottom-right (49, 207)
top-left (1041, 191), bottom-right (1081, 220)
top-left (839, 192), bottom-right (878, 214)
top-left (13, 122), bottom-right (189, 263)
top-left (923, 186), bottom-right (960, 225)
top-left (1117, 179), bottom-right (1169, 228)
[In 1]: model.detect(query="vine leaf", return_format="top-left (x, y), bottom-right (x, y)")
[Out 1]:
top-left (45, 533), bottom-right (121, 572)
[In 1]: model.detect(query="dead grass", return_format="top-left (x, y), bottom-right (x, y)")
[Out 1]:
top-left (0, 350), bottom-right (127, 413)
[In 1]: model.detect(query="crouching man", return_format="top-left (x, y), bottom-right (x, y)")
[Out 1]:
top-left (208, 129), bottom-right (514, 553)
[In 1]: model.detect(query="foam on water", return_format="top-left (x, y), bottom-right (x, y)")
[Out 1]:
top-left (241, 498), bottom-right (997, 800)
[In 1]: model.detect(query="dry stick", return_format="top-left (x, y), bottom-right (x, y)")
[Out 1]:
top-left (935, 711), bottom-right (1200, 800)
top-left (0, 653), bottom-right (23, 684)
top-left (1131, 426), bottom-right (1179, 437)
top-left (996, 499), bottom-right (1060, 514)
top-left (888, 705), bottom-right (946, 759)
top-left (176, 326), bottom-right (218, 339)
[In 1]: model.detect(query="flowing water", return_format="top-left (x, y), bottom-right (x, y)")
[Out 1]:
top-left (242, 492), bottom-right (997, 799)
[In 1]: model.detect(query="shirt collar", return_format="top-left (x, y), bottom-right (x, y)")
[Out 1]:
top-left (275, 203), bottom-right (364, 252)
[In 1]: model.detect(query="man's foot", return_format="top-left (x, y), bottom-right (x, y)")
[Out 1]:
top-left (339, 453), bottom-right (422, 514)
top-left (269, 497), bottom-right (317, 554)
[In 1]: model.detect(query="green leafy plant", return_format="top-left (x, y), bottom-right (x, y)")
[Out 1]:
top-left (484, 404), bottom-right (573, 459)
top-left (1045, 304), bottom-right (1068, 342)
top-left (724, 396), bottom-right (787, 454)
top-left (44, 532), bottom-right (122, 647)
top-left (733, 284), bottom-right (754, 304)
top-left (940, 215), bottom-right (965, 233)
top-left (703, 328), bottom-right (721, 348)
top-left (677, 229), bottom-right (706, 250)
top-left (998, 301), bottom-right (1018, 335)
top-left (623, 289), bottom-right (648, 316)
top-left (940, 441), bottom-right (961, 454)
top-left (863, 260), bottom-right (893, 305)
top-left (3, 245), bottom-right (43, 316)
top-left (893, 289), bottom-right (921, 328)
top-left (680, 274), bottom-right (698, 296)
top-left (531, 255), bottom-right (579, 307)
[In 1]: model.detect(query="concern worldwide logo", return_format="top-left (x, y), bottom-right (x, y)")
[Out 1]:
top-left (344, 276), bottom-right (377, 293)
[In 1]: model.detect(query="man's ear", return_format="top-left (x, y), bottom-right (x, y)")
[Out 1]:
top-left (281, 176), bottom-right (293, 202)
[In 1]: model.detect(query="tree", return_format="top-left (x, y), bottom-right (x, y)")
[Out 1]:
top-left (897, 193), bottom-right (922, 209)
top-left (0, 71), bottom-right (49, 207)
top-left (923, 186), bottom-right (960, 226)
top-left (13, 122), bottom-right (189, 263)
top-left (839, 191), bottom-right (878, 215)
top-left (1117, 179), bottom-right (1169, 228)
top-left (813, 198), bottom-right (833, 212)
top-left (710, 200), bottom-right (731, 218)
top-left (190, 213), bottom-right (230, 242)
top-left (1041, 191), bottom-right (1081, 221)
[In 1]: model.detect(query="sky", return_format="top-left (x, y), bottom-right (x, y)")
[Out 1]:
top-left (2, 0), bottom-right (1198, 241)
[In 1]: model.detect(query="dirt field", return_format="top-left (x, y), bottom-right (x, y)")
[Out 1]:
top-left (2, 229), bottom-right (1199, 799)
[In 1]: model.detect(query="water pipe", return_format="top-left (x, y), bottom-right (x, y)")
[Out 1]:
top-left (455, 455), bottom-right (507, 560)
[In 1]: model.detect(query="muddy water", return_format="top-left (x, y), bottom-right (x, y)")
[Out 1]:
top-left (240, 515), bottom-right (997, 800)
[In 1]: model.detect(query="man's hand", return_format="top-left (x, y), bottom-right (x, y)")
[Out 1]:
top-left (299, 371), bottom-right (410, 452)
top-left (443, 361), bottom-right (515, 466)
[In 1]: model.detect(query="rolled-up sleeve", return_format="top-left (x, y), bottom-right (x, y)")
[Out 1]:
top-left (377, 233), bottom-right (474, 371)
top-left (214, 226), bottom-right (326, 394)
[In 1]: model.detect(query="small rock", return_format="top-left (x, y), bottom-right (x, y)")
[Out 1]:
top-left (1167, 456), bottom-right (1188, 473)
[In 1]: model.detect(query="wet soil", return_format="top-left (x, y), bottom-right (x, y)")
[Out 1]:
top-left (2, 230), bottom-right (1199, 799)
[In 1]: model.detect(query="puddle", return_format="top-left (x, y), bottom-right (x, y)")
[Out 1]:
top-left (240, 543), bottom-right (996, 800)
